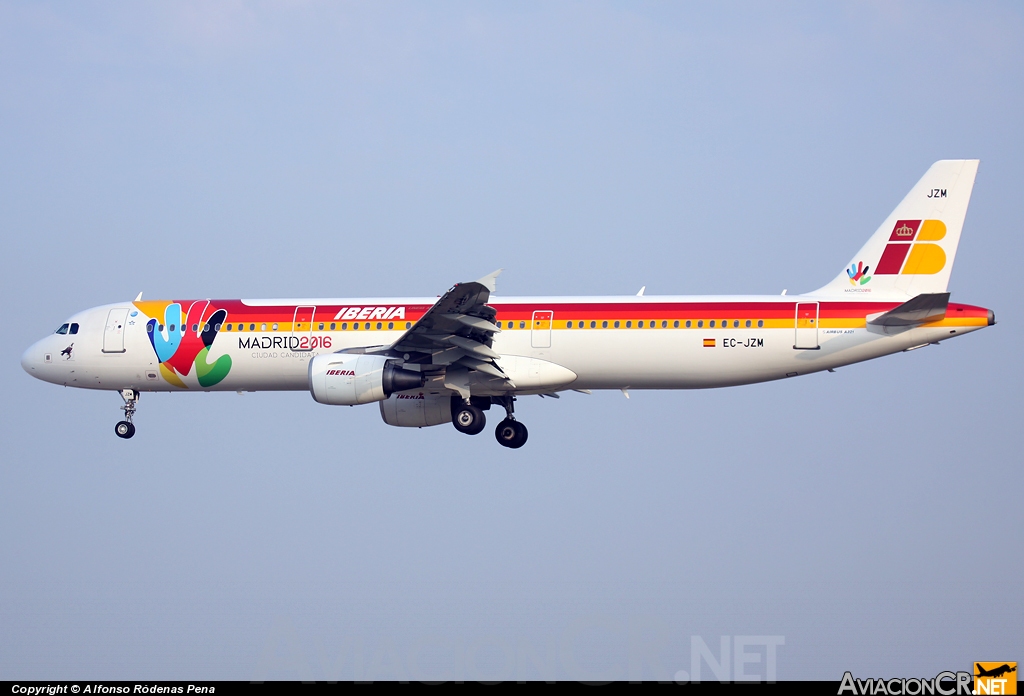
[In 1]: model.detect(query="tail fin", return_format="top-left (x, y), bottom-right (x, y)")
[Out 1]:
top-left (810, 160), bottom-right (979, 298)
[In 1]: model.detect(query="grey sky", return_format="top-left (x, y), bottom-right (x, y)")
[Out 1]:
top-left (1, 1), bottom-right (1021, 681)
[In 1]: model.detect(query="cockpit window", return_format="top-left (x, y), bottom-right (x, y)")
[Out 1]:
top-left (55, 324), bottom-right (69, 334)
top-left (69, 323), bottom-right (79, 334)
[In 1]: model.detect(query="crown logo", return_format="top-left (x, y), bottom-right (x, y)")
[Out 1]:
top-left (894, 223), bottom-right (915, 237)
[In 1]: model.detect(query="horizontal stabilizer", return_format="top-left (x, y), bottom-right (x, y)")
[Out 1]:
top-left (868, 292), bottom-right (950, 327)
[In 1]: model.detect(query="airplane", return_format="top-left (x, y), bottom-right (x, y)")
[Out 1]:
top-left (21, 160), bottom-right (994, 448)
top-left (975, 664), bottom-right (1016, 679)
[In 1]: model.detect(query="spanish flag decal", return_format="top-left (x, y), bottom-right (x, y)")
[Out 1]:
top-left (703, 338), bottom-right (716, 348)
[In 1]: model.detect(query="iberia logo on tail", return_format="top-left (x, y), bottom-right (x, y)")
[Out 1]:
top-left (875, 219), bottom-right (948, 275)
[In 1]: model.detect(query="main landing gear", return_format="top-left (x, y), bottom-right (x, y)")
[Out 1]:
top-left (452, 398), bottom-right (487, 436)
top-left (451, 395), bottom-right (529, 448)
top-left (494, 395), bottom-right (528, 449)
top-left (115, 389), bottom-right (139, 439)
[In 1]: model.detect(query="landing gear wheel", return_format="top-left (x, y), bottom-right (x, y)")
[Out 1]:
top-left (495, 419), bottom-right (528, 449)
top-left (453, 404), bottom-right (486, 435)
top-left (115, 421), bottom-right (135, 439)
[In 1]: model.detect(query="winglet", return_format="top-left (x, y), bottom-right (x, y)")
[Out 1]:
top-left (475, 269), bottom-right (502, 293)
top-left (636, 286), bottom-right (646, 296)
top-left (135, 292), bottom-right (144, 301)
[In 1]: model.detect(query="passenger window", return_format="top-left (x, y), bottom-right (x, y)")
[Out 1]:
top-left (215, 324), bottom-right (222, 331)
top-left (567, 321), bottom-right (572, 328)
top-left (342, 323), bottom-right (347, 330)
top-left (261, 323), bottom-right (267, 331)
top-left (147, 324), bottom-right (154, 333)
top-left (318, 323), bottom-right (324, 330)
top-left (626, 321), bottom-right (632, 328)
top-left (55, 324), bottom-right (69, 334)
top-left (169, 324), bottom-right (175, 331)
top-left (192, 324), bottom-right (199, 332)
top-left (745, 320), bottom-right (751, 328)
top-left (225, 324), bottom-right (232, 331)
top-left (273, 323), bottom-right (279, 331)
top-left (733, 320), bottom-right (739, 328)
top-left (249, 324), bottom-right (255, 331)
top-left (330, 323), bottom-right (336, 330)
top-left (635, 321), bottom-right (641, 328)
top-left (590, 321), bottom-right (596, 328)
top-left (519, 321), bottom-right (525, 329)
top-left (662, 320), bottom-right (668, 328)
top-left (365, 323), bottom-right (370, 330)
top-left (697, 320), bottom-right (703, 328)
top-left (602, 320), bottom-right (608, 328)
top-left (388, 322), bottom-right (394, 330)
top-left (376, 322), bottom-right (382, 330)
top-left (353, 323), bottom-right (359, 330)
top-left (158, 324), bottom-right (165, 332)
top-left (614, 321), bottom-right (620, 328)
top-left (757, 320), bottom-right (764, 328)
top-left (674, 320), bottom-right (680, 328)
top-left (710, 320), bottom-right (716, 328)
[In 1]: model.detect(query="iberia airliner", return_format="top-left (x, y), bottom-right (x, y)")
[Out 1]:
top-left (21, 160), bottom-right (994, 448)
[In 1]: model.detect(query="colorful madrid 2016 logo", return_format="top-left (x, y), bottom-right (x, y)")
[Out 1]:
top-left (848, 261), bottom-right (872, 286)
top-left (134, 301), bottom-right (232, 388)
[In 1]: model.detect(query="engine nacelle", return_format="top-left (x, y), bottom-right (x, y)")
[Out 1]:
top-left (379, 390), bottom-right (454, 428)
top-left (308, 353), bottom-right (423, 406)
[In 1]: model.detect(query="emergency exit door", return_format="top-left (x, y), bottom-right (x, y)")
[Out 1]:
top-left (291, 306), bottom-right (316, 350)
top-left (794, 302), bottom-right (820, 350)
top-left (531, 310), bottom-right (553, 348)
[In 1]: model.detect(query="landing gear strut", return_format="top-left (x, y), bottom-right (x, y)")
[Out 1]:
top-left (115, 389), bottom-right (138, 439)
top-left (493, 395), bottom-right (528, 449)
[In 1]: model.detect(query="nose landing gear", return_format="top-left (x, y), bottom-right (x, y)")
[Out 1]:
top-left (115, 389), bottom-right (139, 439)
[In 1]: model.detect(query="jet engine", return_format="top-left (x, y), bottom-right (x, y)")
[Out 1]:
top-left (379, 390), bottom-right (455, 427)
top-left (308, 353), bottom-right (423, 406)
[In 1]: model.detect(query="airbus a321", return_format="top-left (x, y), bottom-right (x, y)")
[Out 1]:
top-left (22, 160), bottom-right (994, 448)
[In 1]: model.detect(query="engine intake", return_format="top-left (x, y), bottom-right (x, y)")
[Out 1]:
top-left (308, 353), bottom-right (424, 406)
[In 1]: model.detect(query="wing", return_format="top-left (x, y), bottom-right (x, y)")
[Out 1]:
top-left (343, 270), bottom-right (512, 393)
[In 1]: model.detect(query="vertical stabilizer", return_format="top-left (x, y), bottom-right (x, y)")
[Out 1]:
top-left (810, 160), bottom-right (979, 298)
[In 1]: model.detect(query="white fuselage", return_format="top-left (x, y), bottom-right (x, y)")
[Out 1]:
top-left (21, 294), bottom-right (992, 395)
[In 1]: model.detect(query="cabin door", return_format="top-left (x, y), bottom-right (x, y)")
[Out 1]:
top-left (102, 308), bottom-right (130, 353)
top-left (794, 302), bottom-right (820, 350)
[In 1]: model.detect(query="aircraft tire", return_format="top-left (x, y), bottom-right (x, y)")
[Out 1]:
top-left (453, 404), bottom-right (486, 435)
top-left (115, 421), bottom-right (135, 439)
top-left (495, 419), bottom-right (528, 449)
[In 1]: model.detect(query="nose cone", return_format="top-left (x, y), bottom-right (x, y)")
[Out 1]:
top-left (21, 341), bottom-right (41, 377)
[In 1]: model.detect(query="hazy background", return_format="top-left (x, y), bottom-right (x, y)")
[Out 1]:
top-left (1, 1), bottom-right (1021, 681)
